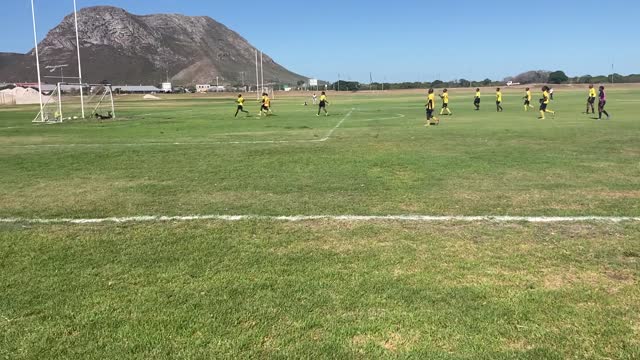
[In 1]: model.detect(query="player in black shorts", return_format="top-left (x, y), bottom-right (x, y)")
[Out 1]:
top-left (317, 91), bottom-right (329, 116)
top-left (234, 94), bottom-right (249, 117)
top-left (586, 84), bottom-right (596, 114)
top-left (474, 88), bottom-right (481, 110)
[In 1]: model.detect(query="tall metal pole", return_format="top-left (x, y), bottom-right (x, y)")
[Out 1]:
top-left (30, 0), bottom-right (44, 122)
top-left (57, 83), bottom-right (63, 122)
top-left (260, 51), bottom-right (264, 94)
top-left (611, 63), bottom-right (614, 84)
top-left (255, 50), bottom-right (259, 99)
top-left (73, 0), bottom-right (85, 118)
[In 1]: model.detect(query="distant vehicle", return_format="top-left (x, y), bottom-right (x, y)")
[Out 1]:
top-left (506, 81), bottom-right (521, 86)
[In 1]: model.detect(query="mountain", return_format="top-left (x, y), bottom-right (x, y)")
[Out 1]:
top-left (0, 6), bottom-right (307, 86)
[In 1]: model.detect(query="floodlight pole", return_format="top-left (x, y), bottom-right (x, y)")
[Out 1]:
top-left (73, 0), bottom-right (85, 118)
top-left (30, 0), bottom-right (44, 122)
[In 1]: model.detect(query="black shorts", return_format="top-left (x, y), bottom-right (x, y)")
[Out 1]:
top-left (540, 103), bottom-right (548, 111)
top-left (442, 103), bottom-right (448, 108)
top-left (237, 105), bottom-right (244, 110)
top-left (261, 105), bottom-right (269, 111)
top-left (599, 100), bottom-right (606, 109)
top-left (588, 97), bottom-right (596, 104)
top-left (496, 101), bottom-right (501, 105)
top-left (474, 98), bottom-right (480, 104)
top-left (426, 108), bottom-right (434, 118)
top-left (524, 100), bottom-right (530, 106)
top-left (319, 101), bottom-right (326, 108)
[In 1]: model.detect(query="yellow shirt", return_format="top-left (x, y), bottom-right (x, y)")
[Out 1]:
top-left (320, 95), bottom-right (327, 102)
top-left (543, 91), bottom-right (550, 104)
top-left (237, 97), bottom-right (244, 105)
top-left (496, 91), bottom-right (502, 102)
top-left (262, 95), bottom-right (270, 107)
top-left (442, 93), bottom-right (449, 104)
top-left (589, 88), bottom-right (596, 98)
top-left (526, 90), bottom-right (531, 101)
top-left (427, 94), bottom-right (435, 109)
top-left (475, 91), bottom-right (481, 98)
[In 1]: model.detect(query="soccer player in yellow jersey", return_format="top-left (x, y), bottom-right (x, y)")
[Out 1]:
top-left (523, 87), bottom-right (534, 111)
top-left (317, 91), bottom-right (329, 116)
top-left (260, 92), bottom-right (272, 116)
top-left (439, 89), bottom-right (452, 116)
top-left (425, 88), bottom-right (439, 126)
top-left (538, 86), bottom-right (555, 119)
top-left (586, 84), bottom-right (597, 114)
top-left (496, 88), bottom-right (503, 112)
top-left (234, 94), bottom-right (250, 117)
top-left (474, 88), bottom-right (481, 110)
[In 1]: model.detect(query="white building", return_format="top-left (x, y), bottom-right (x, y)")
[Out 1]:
top-left (161, 82), bottom-right (172, 93)
top-left (196, 84), bottom-right (211, 93)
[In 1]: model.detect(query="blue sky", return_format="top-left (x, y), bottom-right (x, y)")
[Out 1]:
top-left (2, 0), bottom-right (637, 82)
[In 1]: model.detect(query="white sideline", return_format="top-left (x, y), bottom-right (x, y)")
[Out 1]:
top-left (5, 109), bottom-right (355, 148)
top-left (1, 215), bottom-right (638, 225)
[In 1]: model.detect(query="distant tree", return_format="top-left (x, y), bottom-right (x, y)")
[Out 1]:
top-left (579, 75), bottom-right (593, 84)
top-left (332, 80), bottom-right (360, 91)
top-left (432, 80), bottom-right (444, 88)
top-left (459, 78), bottom-right (471, 87)
top-left (609, 73), bottom-right (625, 83)
top-left (297, 80), bottom-right (306, 87)
top-left (548, 70), bottom-right (569, 84)
top-left (481, 78), bottom-right (492, 86)
top-left (513, 70), bottom-right (550, 84)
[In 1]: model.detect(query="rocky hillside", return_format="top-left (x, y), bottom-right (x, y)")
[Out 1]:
top-left (0, 6), bottom-right (306, 86)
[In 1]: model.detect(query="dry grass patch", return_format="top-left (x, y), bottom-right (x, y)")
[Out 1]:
top-left (351, 331), bottom-right (420, 353)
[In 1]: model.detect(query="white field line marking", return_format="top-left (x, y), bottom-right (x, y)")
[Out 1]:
top-left (1, 214), bottom-right (638, 225)
top-left (318, 108), bottom-right (353, 141)
top-left (4, 109), bottom-right (355, 148)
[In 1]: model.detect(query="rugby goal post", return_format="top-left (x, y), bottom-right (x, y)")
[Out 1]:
top-left (33, 83), bottom-right (115, 123)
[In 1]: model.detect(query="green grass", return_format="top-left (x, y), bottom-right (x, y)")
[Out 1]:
top-left (1, 89), bottom-right (638, 218)
top-left (1, 221), bottom-right (639, 358)
top-left (1, 88), bottom-right (639, 358)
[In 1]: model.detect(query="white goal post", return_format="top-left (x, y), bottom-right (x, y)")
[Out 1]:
top-left (31, 0), bottom-right (87, 122)
top-left (33, 83), bottom-right (115, 123)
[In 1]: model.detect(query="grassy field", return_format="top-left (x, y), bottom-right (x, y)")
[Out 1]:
top-left (1, 87), bottom-right (639, 358)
